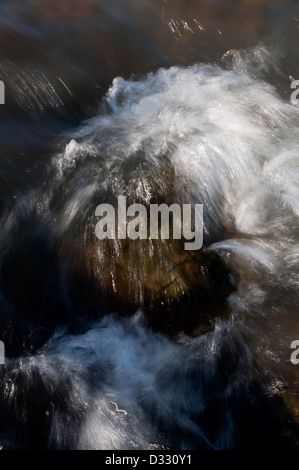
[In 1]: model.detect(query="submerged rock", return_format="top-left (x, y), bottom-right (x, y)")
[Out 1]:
top-left (88, 235), bottom-right (234, 334)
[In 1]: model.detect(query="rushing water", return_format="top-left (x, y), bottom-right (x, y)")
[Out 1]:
top-left (0, 0), bottom-right (298, 450)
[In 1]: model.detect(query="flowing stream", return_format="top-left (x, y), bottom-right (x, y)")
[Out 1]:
top-left (0, 0), bottom-right (298, 450)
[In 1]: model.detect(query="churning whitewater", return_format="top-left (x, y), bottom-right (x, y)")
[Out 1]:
top-left (0, 46), bottom-right (298, 449)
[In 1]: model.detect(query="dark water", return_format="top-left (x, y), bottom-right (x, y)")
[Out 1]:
top-left (0, 0), bottom-right (298, 450)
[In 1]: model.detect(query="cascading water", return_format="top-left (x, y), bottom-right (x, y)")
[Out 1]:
top-left (0, 0), bottom-right (298, 451)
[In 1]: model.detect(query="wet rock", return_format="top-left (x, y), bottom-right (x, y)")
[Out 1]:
top-left (88, 236), bottom-right (234, 335)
